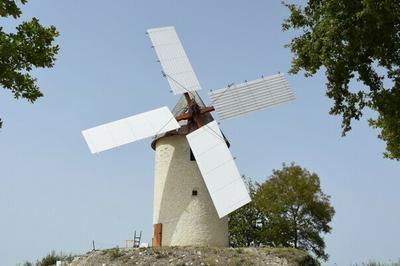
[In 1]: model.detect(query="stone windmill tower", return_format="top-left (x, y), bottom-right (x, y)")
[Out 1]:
top-left (81, 26), bottom-right (295, 247)
top-left (151, 92), bottom-right (229, 247)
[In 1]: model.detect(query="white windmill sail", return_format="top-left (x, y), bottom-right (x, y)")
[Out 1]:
top-left (147, 26), bottom-right (201, 95)
top-left (209, 73), bottom-right (295, 120)
top-left (82, 106), bottom-right (180, 154)
top-left (186, 121), bottom-right (251, 218)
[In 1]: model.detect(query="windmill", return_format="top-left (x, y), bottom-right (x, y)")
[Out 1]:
top-left (82, 26), bottom-right (295, 247)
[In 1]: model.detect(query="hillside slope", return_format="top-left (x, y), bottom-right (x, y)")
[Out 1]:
top-left (68, 247), bottom-right (318, 266)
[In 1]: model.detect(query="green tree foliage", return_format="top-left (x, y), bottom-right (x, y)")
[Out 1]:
top-left (19, 250), bottom-right (74, 266)
top-left (228, 178), bottom-right (263, 247)
top-left (282, 0), bottom-right (400, 160)
top-left (255, 163), bottom-right (334, 261)
top-left (229, 164), bottom-right (334, 261)
top-left (0, 0), bottom-right (59, 128)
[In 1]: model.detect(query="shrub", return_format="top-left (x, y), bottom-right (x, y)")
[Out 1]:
top-left (109, 246), bottom-right (122, 259)
top-left (36, 250), bottom-right (74, 266)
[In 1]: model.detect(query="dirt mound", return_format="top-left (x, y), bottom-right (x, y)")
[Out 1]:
top-left (68, 246), bottom-right (318, 266)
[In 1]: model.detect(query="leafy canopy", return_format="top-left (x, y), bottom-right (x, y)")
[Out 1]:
top-left (0, 0), bottom-right (59, 128)
top-left (255, 163), bottom-right (334, 261)
top-left (283, 0), bottom-right (400, 160)
top-left (229, 164), bottom-right (334, 261)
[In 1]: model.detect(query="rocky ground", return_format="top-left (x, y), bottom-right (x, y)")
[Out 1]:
top-left (67, 246), bottom-right (318, 266)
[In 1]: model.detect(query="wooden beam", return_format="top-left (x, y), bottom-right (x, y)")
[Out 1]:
top-left (200, 106), bottom-right (215, 114)
top-left (183, 92), bottom-right (192, 105)
top-left (175, 112), bottom-right (192, 122)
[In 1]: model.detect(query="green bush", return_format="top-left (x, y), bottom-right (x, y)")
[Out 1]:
top-left (36, 250), bottom-right (74, 266)
top-left (109, 246), bottom-right (122, 259)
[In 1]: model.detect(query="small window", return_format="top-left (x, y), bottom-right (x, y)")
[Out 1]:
top-left (192, 189), bottom-right (198, 196)
top-left (190, 149), bottom-right (196, 161)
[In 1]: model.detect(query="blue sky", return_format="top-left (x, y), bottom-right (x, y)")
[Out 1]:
top-left (1, 1), bottom-right (399, 265)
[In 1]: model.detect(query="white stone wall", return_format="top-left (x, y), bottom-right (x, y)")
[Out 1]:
top-left (153, 135), bottom-right (229, 247)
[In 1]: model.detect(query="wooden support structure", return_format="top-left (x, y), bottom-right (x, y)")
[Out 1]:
top-left (152, 223), bottom-right (162, 247)
top-left (174, 92), bottom-right (215, 128)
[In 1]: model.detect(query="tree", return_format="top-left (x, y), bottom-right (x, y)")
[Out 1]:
top-left (0, 0), bottom-right (59, 128)
top-left (228, 178), bottom-right (262, 247)
top-left (255, 163), bottom-right (334, 261)
top-left (283, 0), bottom-right (400, 160)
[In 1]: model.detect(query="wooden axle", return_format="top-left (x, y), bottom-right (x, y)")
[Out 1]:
top-left (175, 92), bottom-right (215, 128)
